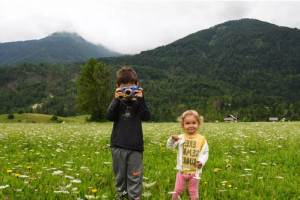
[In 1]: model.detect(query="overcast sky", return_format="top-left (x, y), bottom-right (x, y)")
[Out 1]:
top-left (1, 0), bottom-right (300, 54)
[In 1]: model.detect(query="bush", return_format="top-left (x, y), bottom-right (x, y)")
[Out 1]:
top-left (51, 115), bottom-right (58, 121)
top-left (8, 113), bottom-right (14, 119)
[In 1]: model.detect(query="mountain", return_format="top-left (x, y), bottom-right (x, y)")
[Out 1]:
top-left (0, 19), bottom-right (300, 122)
top-left (99, 18), bottom-right (300, 120)
top-left (0, 32), bottom-right (121, 66)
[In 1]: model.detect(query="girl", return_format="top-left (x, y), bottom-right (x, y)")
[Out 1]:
top-left (166, 110), bottom-right (209, 200)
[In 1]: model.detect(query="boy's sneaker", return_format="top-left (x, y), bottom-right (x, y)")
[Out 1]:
top-left (116, 191), bottom-right (128, 200)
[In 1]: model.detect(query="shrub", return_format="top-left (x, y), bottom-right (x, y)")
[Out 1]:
top-left (8, 113), bottom-right (14, 119)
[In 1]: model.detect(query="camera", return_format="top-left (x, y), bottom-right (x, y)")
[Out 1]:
top-left (121, 86), bottom-right (139, 99)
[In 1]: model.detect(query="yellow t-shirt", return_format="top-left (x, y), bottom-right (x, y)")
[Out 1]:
top-left (182, 133), bottom-right (205, 174)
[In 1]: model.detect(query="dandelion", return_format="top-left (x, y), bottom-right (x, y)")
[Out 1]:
top-left (204, 181), bottom-right (208, 185)
top-left (27, 166), bottom-right (32, 170)
top-left (14, 161), bottom-right (17, 165)
top-left (92, 189), bottom-right (97, 194)
top-left (222, 183), bottom-right (226, 186)
top-left (6, 169), bottom-right (12, 174)
top-left (36, 152), bottom-right (40, 156)
top-left (226, 163), bottom-right (231, 167)
top-left (228, 185), bottom-right (232, 188)
top-left (50, 162), bottom-right (54, 166)
top-left (15, 174), bottom-right (20, 178)
top-left (234, 187), bottom-right (238, 190)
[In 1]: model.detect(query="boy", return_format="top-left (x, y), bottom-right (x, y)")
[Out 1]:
top-left (107, 67), bottom-right (151, 200)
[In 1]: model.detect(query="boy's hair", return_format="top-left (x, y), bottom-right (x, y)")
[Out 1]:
top-left (177, 110), bottom-right (204, 127)
top-left (116, 67), bottom-right (138, 85)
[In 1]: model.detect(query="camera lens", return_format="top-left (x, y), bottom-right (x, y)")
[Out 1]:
top-left (125, 89), bottom-right (132, 96)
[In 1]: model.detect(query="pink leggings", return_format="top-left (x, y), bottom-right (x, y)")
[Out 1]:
top-left (172, 171), bottom-right (200, 200)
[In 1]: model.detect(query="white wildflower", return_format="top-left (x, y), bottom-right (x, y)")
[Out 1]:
top-left (0, 185), bottom-right (9, 189)
top-left (142, 192), bottom-right (152, 197)
top-left (261, 163), bottom-right (268, 165)
top-left (65, 175), bottom-right (74, 179)
top-left (19, 175), bottom-right (29, 178)
top-left (85, 195), bottom-right (98, 199)
top-left (54, 191), bottom-right (69, 194)
top-left (71, 179), bottom-right (81, 183)
top-left (275, 176), bottom-right (284, 179)
top-left (52, 170), bottom-right (64, 175)
top-left (143, 182), bottom-right (156, 188)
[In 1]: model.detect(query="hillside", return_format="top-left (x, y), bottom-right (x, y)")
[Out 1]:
top-left (0, 19), bottom-right (299, 121)
top-left (0, 32), bottom-right (121, 66)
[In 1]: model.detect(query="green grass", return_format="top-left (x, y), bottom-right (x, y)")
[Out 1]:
top-left (0, 122), bottom-right (299, 199)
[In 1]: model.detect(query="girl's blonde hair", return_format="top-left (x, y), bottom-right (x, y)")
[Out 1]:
top-left (177, 110), bottom-right (204, 127)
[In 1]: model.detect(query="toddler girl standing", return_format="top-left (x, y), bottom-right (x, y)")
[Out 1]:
top-left (166, 110), bottom-right (209, 200)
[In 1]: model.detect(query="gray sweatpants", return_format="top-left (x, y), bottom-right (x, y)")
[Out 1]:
top-left (111, 147), bottom-right (143, 200)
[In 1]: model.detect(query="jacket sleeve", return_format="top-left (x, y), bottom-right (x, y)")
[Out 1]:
top-left (198, 140), bottom-right (209, 167)
top-left (106, 98), bottom-right (120, 122)
top-left (166, 137), bottom-right (177, 150)
top-left (137, 96), bottom-right (151, 121)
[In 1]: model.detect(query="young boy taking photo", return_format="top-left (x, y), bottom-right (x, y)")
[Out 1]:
top-left (107, 67), bottom-right (151, 200)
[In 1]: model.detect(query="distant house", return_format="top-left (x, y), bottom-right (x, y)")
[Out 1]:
top-left (269, 117), bottom-right (279, 122)
top-left (224, 114), bottom-right (237, 123)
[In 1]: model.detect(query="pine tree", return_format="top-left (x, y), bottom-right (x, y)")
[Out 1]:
top-left (76, 58), bottom-right (112, 121)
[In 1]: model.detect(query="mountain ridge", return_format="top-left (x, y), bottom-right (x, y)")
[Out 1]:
top-left (0, 32), bottom-right (121, 66)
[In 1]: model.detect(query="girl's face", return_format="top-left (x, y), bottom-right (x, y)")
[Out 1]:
top-left (183, 115), bottom-right (200, 135)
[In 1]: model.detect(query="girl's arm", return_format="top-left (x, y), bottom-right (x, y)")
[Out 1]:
top-left (198, 140), bottom-right (209, 167)
top-left (166, 136), bottom-right (179, 150)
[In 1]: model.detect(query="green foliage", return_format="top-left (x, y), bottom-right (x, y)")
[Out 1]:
top-left (7, 113), bottom-right (14, 119)
top-left (76, 58), bottom-right (113, 122)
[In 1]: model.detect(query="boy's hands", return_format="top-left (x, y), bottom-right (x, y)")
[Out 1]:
top-left (115, 88), bottom-right (123, 99)
top-left (196, 161), bottom-right (202, 169)
top-left (135, 87), bottom-right (143, 98)
top-left (172, 135), bottom-right (179, 141)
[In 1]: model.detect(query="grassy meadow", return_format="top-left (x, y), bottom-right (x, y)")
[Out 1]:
top-left (0, 121), bottom-right (299, 199)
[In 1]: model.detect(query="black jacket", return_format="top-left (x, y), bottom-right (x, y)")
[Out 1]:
top-left (107, 96), bottom-right (151, 151)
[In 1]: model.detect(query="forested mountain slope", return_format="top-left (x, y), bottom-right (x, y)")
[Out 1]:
top-left (0, 19), bottom-right (299, 121)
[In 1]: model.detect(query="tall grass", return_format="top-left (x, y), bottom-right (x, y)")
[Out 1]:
top-left (0, 122), bottom-right (299, 199)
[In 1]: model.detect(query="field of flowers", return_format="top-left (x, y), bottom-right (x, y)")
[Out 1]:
top-left (0, 122), bottom-right (299, 199)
